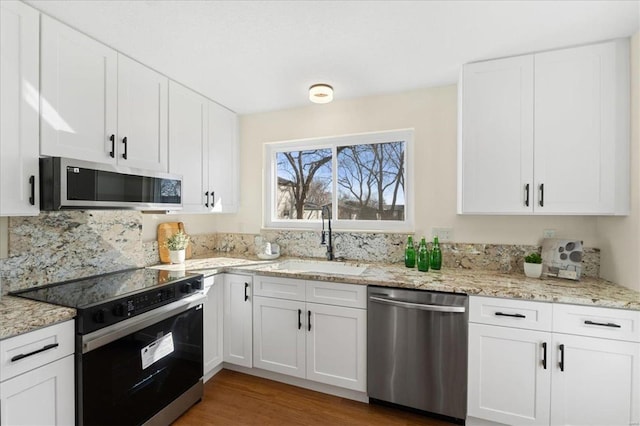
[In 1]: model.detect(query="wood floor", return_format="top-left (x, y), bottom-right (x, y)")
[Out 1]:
top-left (173, 369), bottom-right (456, 425)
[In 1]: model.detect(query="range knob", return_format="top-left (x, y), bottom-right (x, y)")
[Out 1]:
top-left (181, 282), bottom-right (193, 294)
top-left (93, 308), bottom-right (106, 324)
top-left (112, 302), bottom-right (127, 317)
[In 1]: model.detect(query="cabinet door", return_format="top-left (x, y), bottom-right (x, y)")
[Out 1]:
top-left (117, 54), bottom-right (168, 172)
top-left (0, 355), bottom-right (74, 426)
top-left (459, 55), bottom-right (534, 214)
top-left (0, 1), bottom-right (40, 216)
top-left (208, 101), bottom-right (239, 213)
top-left (40, 15), bottom-right (117, 164)
top-left (168, 82), bottom-right (208, 212)
top-left (467, 323), bottom-right (551, 425)
top-left (203, 276), bottom-right (223, 378)
top-left (306, 303), bottom-right (366, 392)
top-left (253, 296), bottom-right (306, 378)
top-left (223, 274), bottom-right (252, 368)
top-left (534, 40), bottom-right (629, 214)
top-left (550, 334), bottom-right (639, 426)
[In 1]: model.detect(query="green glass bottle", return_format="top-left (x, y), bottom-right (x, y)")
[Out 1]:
top-left (404, 236), bottom-right (416, 268)
top-left (430, 236), bottom-right (442, 270)
top-left (417, 237), bottom-right (429, 272)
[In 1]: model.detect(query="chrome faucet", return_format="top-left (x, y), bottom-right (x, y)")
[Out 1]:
top-left (321, 205), bottom-right (334, 261)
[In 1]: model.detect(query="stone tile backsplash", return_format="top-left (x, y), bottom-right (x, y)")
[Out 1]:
top-left (1, 211), bottom-right (600, 295)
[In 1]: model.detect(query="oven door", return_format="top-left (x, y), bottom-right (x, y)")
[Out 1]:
top-left (79, 296), bottom-right (204, 426)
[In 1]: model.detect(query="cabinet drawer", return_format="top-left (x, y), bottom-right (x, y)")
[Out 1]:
top-left (1, 320), bottom-right (75, 382)
top-left (253, 275), bottom-right (305, 301)
top-left (553, 304), bottom-right (640, 342)
top-left (306, 281), bottom-right (366, 309)
top-left (469, 296), bottom-right (552, 331)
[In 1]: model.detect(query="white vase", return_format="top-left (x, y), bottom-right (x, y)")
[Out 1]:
top-left (524, 262), bottom-right (543, 278)
top-left (169, 249), bottom-right (186, 264)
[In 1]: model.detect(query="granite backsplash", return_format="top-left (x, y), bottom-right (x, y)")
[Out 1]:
top-left (1, 211), bottom-right (600, 294)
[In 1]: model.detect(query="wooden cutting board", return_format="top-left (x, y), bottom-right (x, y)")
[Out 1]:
top-left (157, 222), bottom-right (192, 263)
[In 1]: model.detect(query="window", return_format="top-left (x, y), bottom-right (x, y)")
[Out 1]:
top-left (264, 129), bottom-right (413, 231)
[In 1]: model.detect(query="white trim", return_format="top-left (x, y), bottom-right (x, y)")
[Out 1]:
top-left (263, 129), bottom-right (414, 232)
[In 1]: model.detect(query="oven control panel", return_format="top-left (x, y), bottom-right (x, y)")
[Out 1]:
top-left (79, 276), bottom-right (203, 334)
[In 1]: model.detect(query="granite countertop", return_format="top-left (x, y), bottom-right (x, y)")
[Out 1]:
top-left (0, 296), bottom-right (76, 341)
top-left (152, 255), bottom-right (640, 311)
top-left (232, 260), bottom-right (639, 310)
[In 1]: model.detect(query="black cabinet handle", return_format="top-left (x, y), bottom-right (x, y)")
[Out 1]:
top-left (542, 342), bottom-right (547, 369)
top-left (539, 183), bottom-right (544, 207)
top-left (109, 134), bottom-right (115, 158)
top-left (205, 191), bottom-right (209, 208)
top-left (308, 310), bottom-right (311, 331)
top-left (11, 343), bottom-right (59, 362)
top-left (298, 309), bottom-right (302, 330)
top-left (584, 320), bottom-right (621, 328)
top-left (244, 282), bottom-right (249, 301)
top-left (495, 312), bottom-right (526, 319)
top-left (28, 175), bottom-right (35, 205)
top-left (524, 183), bottom-right (530, 207)
top-left (122, 136), bottom-right (128, 160)
top-left (559, 344), bottom-right (565, 372)
top-left (211, 191), bottom-right (215, 208)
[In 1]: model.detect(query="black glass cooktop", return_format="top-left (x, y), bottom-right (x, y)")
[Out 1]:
top-left (12, 268), bottom-right (201, 309)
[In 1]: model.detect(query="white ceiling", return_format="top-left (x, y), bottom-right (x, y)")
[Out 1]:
top-left (26, 0), bottom-right (640, 115)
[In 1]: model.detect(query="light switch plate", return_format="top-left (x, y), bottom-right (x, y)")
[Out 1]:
top-left (432, 227), bottom-right (453, 242)
top-left (543, 229), bottom-right (556, 238)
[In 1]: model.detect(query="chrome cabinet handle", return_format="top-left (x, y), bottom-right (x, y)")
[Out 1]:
top-left (369, 296), bottom-right (466, 313)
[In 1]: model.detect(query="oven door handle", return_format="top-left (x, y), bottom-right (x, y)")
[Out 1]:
top-left (369, 295), bottom-right (466, 313)
top-left (82, 292), bottom-right (205, 354)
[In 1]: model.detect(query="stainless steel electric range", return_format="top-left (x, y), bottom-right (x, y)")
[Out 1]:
top-left (13, 268), bottom-right (205, 426)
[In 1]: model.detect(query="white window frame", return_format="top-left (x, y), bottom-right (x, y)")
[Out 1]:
top-left (263, 129), bottom-right (414, 232)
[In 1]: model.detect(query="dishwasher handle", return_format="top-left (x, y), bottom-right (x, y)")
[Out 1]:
top-left (369, 295), bottom-right (466, 313)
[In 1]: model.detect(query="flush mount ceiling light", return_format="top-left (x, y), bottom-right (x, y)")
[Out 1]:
top-left (309, 83), bottom-right (334, 104)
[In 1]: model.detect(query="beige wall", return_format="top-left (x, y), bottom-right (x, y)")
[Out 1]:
top-left (214, 85), bottom-right (600, 247)
top-left (597, 32), bottom-right (640, 292)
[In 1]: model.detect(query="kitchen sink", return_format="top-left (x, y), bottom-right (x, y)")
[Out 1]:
top-left (274, 260), bottom-right (368, 276)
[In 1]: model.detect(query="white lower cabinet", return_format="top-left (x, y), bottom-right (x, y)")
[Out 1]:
top-left (253, 296), bottom-right (306, 378)
top-left (468, 296), bottom-right (640, 426)
top-left (252, 276), bottom-right (367, 392)
top-left (468, 323), bottom-right (551, 425)
top-left (223, 273), bottom-right (253, 368)
top-left (0, 320), bottom-right (75, 426)
top-left (203, 275), bottom-right (224, 378)
top-left (305, 302), bottom-right (366, 390)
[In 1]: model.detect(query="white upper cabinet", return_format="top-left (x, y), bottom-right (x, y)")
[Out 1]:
top-left (458, 55), bottom-right (534, 214)
top-left (459, 39), bottom-right (630, 215)
top-left (208, 101), bottom-right (239, 213)
top-left (40, 15), bottom-right (118, 164)
top-left (117, 54), bottom-right (168, 171)
top-left (40, 17), bottom-right (169, 171)
top-left (0, 1), bottom-right (40, 216)
top-left (534, 41), bottom-right (629, 214)
top-left (168, 81), bottom-right (209, 212)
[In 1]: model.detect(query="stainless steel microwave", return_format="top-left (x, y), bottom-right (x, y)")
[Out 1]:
top-left (40, 157), bottom-right (182, 210)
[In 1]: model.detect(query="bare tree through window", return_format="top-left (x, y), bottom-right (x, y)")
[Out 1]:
top-left (276, 149), bottom-right (332, 219)
top-left (337, 141), bottom-right (405, 220)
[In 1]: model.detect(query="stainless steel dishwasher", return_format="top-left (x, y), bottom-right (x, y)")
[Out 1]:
top-left (367, 286), bottom-right (468, 423)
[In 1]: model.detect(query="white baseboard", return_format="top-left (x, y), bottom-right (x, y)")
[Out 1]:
top-left (203, 363), bottom-right (224, 383)
top-left (218, 362), bottom-right (369, 403)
